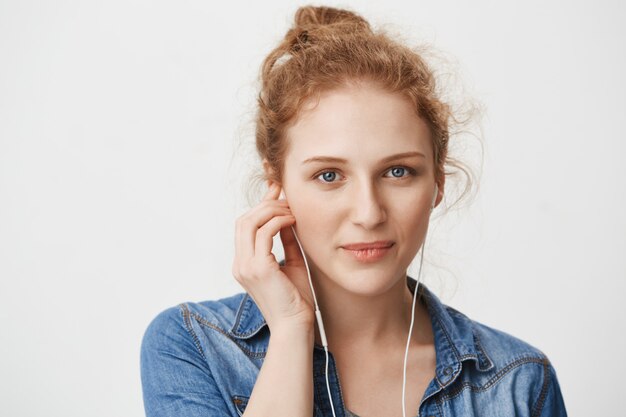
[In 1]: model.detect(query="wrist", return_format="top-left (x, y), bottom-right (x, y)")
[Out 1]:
top-left (270, 320), bottom-right (315, 342)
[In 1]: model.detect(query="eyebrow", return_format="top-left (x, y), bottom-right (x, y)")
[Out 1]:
top-left (302, 151), bottom-right (426, 165)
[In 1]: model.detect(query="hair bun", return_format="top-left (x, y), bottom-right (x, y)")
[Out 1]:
top-left (294, 6), bottom-right (370, 30)
top-left (286, 6), bottom-right (372, 53)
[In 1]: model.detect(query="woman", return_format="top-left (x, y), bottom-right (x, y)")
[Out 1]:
top-left (140, 5), bottom-right (567, 417)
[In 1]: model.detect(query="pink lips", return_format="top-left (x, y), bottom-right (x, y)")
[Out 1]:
top-left (341, 241), bottom-right (395, 263)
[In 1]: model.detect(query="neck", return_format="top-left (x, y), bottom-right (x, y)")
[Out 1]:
top-left (310, 268), bottom-right (433, 352)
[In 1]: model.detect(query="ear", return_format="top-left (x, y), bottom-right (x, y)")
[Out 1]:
top-left (434, 176), bottom-right (445, 208)
top-left (262, 158), bottom-right (280, 188)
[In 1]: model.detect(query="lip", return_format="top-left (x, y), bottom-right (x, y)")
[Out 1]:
top-left (340, 240), bottom-right (395, 250)
top-left (341, 242), bottom-right (395, 263)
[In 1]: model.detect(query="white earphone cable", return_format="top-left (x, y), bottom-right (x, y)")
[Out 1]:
top-left (288, 223), bottom-right (427, 417)
top-left (289, 224), bottom-right (338, 417)
top-left (284, 183), bottom-right (436, 417)
top-left (402, 228), bottom-right (427, 417)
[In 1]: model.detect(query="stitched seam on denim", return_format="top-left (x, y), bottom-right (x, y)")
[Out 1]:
top-left (435, 356), bottom-right (546, 402)
top-left (233, 325), bottom-right (267, 338)
top-left (473, 331), bottom-right (494, 370)
top-left (179, 303), bottom-right (208, 362)
top-left (232, 294), bottom-right (248, 334)
top-left (431, 312), bottom-right (461, 387)
top-left (187, 310), bottom-right (266, 359)
top-left (435, 400), bottom-right (444, 416)
top-left (415, 400), bottom-right (439, 417)
top-left (230, 294), bottom-right (268, 338)
top-left (530, 356), bottom-right (550, 417)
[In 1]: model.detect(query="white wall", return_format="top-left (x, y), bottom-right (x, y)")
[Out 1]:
top-left (1, 0), bottom-right (624, 415)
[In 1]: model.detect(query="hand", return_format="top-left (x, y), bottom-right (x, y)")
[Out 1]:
top-left (232, 182), bottom-right (315, 331)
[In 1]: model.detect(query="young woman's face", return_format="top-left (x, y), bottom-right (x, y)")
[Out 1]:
top-left (279, 81), bottom-right (441, 296)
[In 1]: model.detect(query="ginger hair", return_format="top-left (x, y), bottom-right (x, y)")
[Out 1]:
top-left (250, 5), bottom-right (482, 210)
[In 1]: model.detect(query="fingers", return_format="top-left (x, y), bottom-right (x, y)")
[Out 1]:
top-left (236, 201), bottom-right (290, 259)
top-left (263, 181), bottom-right (282, 201)
top-left (263, 182), bottom-right (304, 266)
top-left (255, 214), bottom-right (296, 256)
top-left (235, 182), bottom-right (292, 262)
top-left (279, 222), bottom-right (305, 266)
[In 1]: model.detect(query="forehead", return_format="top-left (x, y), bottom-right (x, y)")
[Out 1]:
top-left (284, 83), bottom-right (433, 160)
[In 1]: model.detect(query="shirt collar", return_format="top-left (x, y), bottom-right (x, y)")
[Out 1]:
top-left (413, 277), bottom-right (495, 387)
top-left (228, 275), bottom-right (494, 383)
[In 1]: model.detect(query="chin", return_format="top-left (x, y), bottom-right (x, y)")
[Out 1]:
top-left (329, 260), bottom-right (400, 294)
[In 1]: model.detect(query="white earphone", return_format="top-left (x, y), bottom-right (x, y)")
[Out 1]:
top-left (278, 183), bottom-right (438, 417)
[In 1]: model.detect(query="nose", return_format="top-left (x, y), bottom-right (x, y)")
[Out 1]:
top-left (349, 180), bottom-right (387, 229)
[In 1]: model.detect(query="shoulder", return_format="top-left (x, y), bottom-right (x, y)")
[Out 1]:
top-left (445, 302), bottom-right (550, 373)
top-left (469, 315), bottom-right (566, 415)
top-left (466, 311), bottom-right (548, 365)
top-left (440, 305), bottom-right (566, 415)
top-left (141, 292), bottom-right (249, 356)
top-left (140, 293), bottom-right (260, 416)
top-left (420, 283), bottom-right (549, 372)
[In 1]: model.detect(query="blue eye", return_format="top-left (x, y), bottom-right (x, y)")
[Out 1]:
top-left (317, 171), bottom-right (338, 183)
top-left (314, 166), bottom-right (416, 184)
top-left (385, 166), bottom-right (416, 178)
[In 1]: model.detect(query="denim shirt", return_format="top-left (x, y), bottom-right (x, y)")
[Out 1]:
top-left (140, 275), bottom-right (567, 417)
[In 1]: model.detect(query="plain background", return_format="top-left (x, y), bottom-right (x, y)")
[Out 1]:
top-left (1, 0), bottom-right (624, 415)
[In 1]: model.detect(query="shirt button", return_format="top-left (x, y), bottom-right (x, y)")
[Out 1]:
top-left (443, 366), bottom-right (453, 376)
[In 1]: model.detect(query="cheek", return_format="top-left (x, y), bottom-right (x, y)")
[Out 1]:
top-left (392, 196), bottom-right (431, 245)
top-left (291, 199), bottom-right (338, 250)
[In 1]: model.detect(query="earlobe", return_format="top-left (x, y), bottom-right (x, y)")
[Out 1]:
top-left (434, 178), bottom-right (445, 209)
top-left (431, 184), bottom-right (438, 210)
top-left (431, 181), bottom-right (444, 211)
